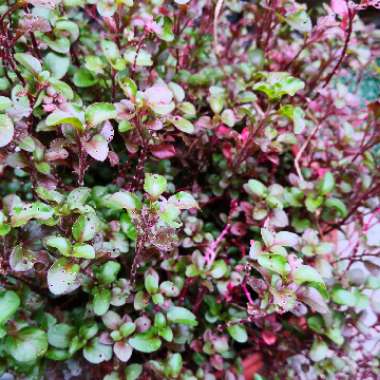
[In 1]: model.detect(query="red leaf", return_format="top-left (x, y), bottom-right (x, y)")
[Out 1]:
top-left (150, 143), bottom-right (176, 159)
top-left (262, 330), bottom-right (277, 345)
top-left (243, 353), bottom-right (263, 379)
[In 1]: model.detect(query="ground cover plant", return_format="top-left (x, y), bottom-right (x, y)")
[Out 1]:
top-left (0, 0), bottom-right (380, 379)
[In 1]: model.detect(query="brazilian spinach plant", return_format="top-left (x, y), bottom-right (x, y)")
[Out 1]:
top-left (0, 0), bottom-right (380, 379)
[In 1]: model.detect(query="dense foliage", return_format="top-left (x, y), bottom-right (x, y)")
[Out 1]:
top-left (0, 0), bottom-right (380, 379)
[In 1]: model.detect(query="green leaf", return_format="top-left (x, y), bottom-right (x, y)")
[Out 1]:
top-left (55, 20), bottom-right (80, 42)
top-left (325, 327), bottom-right (344, 346)
top-left (331, 287), bottom-right (356, 307)
top-left (0, 224), bottom-right (11, 237)
top-left (119, 322), bottom-right (136, 338)
top-left (36, 186), bottom-right (64, 204)
top-left (72, 213), bottom-right (98, 242)
top-left (144, 173), bottom-right (167, 198)
top-left (331, 287), bottom-right (368, 309)
top-left (169, 82), bottom-right (185, 102)
top-left (50, 78), bottom-right (74, 100)
top-left (178, 101), bottom-right (196, 116)
top-left (227, 324), bottom-right (248, 343)
top-left (168, 191), bottom-right (199, 209)
top-left (125, 364), bottom-right (143, 380)
top-left (101, 40), bottom-right (121, 62)
top-left (14, 53), bottom-right (42, 74)
top-left (318, 172), bottom-right (335, 195)
top-left (45, 235), bottom-right (72, 256)
top-left (0, 290), bottom-right (20, 325)
top-left (9, 245), bottom-right (34, 271)
top-left (170, 116), bottom-right (195, 134)
top-left (160, 281), bottom-right (180, 297)
top-left (85, 55), bottom-right (105, 74)
top-left (221, 109), bottom-right (237, 127)
top-left (158, 326), bottom-right (173, 342)
top-left (308, 315), bottom-right (324, 334)
top-left (129, 333), bottom-right (162, 353)
top-left (257, 254), bottom-right (288, 275)
top-left (96, 0), bottom-right (117, 17)
top-left (95, 261), bottom-right (121, 285)
top-left (44, 53), bottom-right (70, 79)
top-left (44, 36), bottom-right (71, 54)
top-left (118, 120), bottom-right (134, 132)
top-left (47, 258), bottom-right (80, 295)
top-left (48, 323), bottom-right (75, 349)
top-left (134, 290), bottom-right (149, 310)
top-left (286, 10), bottom-right (312, 33)
top-left (0, 96), bottom-right (12, 112)
top-left (45, 110), bottom-right (84, 132)
top-left (0, 114), bottom-right (14, 148)
top-left (167, 353), bottom-right (183, 377)
top-left (253, 72), bottom-right (305, 100)
top-left (309, 339), bottom-right (328, 362)
top-left (280, 105), bottom-right (306, 134)
top-left (83, 338), bottom-right (113, 364)
top-left (152, 293), bottom-right (165, 305)
top-left (85, 103), bottom-right (117, 126)
top-left (93, 288), bottom-right (111, 316)
top-left (79, 321), bottom-right (98, 340)
top-left (11, 201), bottom-right (54, 227)
top-left (293, 107), bottom-right (306, 134)
top-left (120, 212), bottom-right (137, 240)
top-left (117, 76), bottom-right (137, 99)
top-left (124, 48), bottom-right (153, 66)
top-left (324, 198), bottom-right (348, 218)
top-left (245, 179), bottom-right (268, 198)
top-left (167, 306), bottom-right (198, 327)
top-left (6, 327), bottom-right (48, 363)
top-left (73, 68), bottom-right (97, 88)
top-left (154, 313), bottom-right (166, 329)
top-left (145, 274), bottom-right (159, 295)
top-left (157, 16), bottom-right (174, 42)
top-left (45, 348), bottom-right (71, 361)
top-left (294, 265), bottom-right (325, 292)
top-left (210, 97), bottom-right (225, 115)
top-left (35, 161), bottom-right (51, 175)
top-left (66, 187), bottom-right (91, 210)
top-left (305, 194), bottom-right (324, 213)
top-left (104, 191), bottom-right (142, 210)
top-left (72, 243), bottom-right (96, 259)
top-left (210, 260), bottom-right (228, 279)
top-left (159, 203), bottom-right (181, 227)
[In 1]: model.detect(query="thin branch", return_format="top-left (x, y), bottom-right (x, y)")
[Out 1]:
top-left (322, 3), bottom-right (354, 88)
top-left (213, 0), bottom-right (224, 58)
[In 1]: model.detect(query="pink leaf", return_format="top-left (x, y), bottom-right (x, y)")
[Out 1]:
top-left (83, 134), bottom-right (109, 162)
top-left (151, 143), bottom-right (176, 159)
top-left (100, 121), bottom-right (114, 142)
top-left (331, 0), bottom-right (348, 17)
top-left (144, 83), bottom-right (173, 106)
top-left (113, 341), bottom-right (132, 362)
top-left (45, 148), bottom-right (69, 161)
top-left (108, 151), bottom-right (119, 167)
top-left (147, 119), bottom-right (164, 131)
top-left (369, 0), bottom-right (380, 9)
